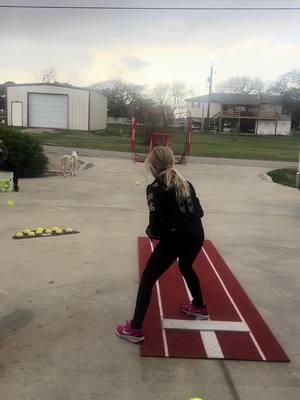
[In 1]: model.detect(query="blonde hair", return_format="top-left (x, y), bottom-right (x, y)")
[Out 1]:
top-left (146, 146), bottom-right (190, 199)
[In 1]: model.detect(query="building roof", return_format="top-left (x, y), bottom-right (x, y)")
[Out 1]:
top-left (186, 93), bottom-right (282, 105)
top-left (4, 82), bottom-right (102, 94)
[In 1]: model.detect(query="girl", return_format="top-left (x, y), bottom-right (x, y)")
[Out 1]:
top-left (116, 146), bottom-right (208, 343)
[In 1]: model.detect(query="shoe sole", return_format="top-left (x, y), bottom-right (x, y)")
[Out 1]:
top-left (115, 329), bottom-right (145, 344)
top-left (181, 310), bottom-right (209, 320)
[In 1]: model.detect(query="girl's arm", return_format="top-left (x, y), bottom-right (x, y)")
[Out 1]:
top-left (146, 185), bottom-right (163, 240)
top-left (188, 182), bottom-right (204, 218)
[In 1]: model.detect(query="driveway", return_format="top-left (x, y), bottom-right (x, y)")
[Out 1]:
top-left (0, 151), bottom-right (299, 400)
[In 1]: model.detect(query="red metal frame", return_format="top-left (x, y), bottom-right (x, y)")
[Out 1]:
top-left (130, 113), bottom-right (192, 164)
top-left (149, 133), bottom-right (169, 151)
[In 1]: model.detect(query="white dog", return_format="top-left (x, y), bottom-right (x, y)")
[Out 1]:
top-left (61, 151), bottom-right (78, 177)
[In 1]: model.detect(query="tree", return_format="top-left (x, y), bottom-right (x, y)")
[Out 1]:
top-left (151, 82), bottom-right (188, 127)
top-left (268, 70), bottom-right (300, 130)
top-left (90, 79), bottom-right (147, 118)
top-left (268, 69), bottom-right (300, 98)
top-left (0, 82), bottom-right (15, 114)
top-left (216, 76), bottom-right (265, 94)
top-left (40, 67), bottom-right (58, 83)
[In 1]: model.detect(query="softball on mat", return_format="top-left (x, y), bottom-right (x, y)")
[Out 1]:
top-left (51, 226), bottom-right (59, 232)
top-left (23, 229), bottom-right (32, 234)
top-left (15, 232), bottom-right (24, 238)
top-left (28, 231), bottom-right (35, 237)
top-left (65, 227), bottom-right (73, 233)
top-left (36, 227), bottom-right (44, 235)
top-left (56, 228), bottom-right (63, 234)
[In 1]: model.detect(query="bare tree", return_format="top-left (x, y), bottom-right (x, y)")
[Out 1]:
top-left (40, 67), bottom-right (58, 83)
top-left (90, 79), bottom-right (147, 117)
top-left (268, 69), bottom-right (300, 97)
top-left (216, 76), bottom-right (265, 94)
top-left (268, 70), bottom-right (300, 130)
top-left (152, 82), bottom-right (188, 127)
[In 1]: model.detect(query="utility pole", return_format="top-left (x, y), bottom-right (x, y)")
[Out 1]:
top-left (206, 63), bottom-right (213, 130)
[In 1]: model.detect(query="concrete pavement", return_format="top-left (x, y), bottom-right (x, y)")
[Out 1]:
top-left (0, 152), bottom-right (299, 400)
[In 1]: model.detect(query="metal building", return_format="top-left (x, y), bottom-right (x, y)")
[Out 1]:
top-left (6, 83), bottom-right (107, 131)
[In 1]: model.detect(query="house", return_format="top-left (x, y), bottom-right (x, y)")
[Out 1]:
top-left (185, 93), bottom-right (291, 135)
top-left (6, 83), bottom-right (107, 131)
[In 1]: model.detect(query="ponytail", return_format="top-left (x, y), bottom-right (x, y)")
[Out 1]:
top-left (145, 146), bottom-right (190, 199)
top-left (159, 168), bottom-right (190, 199)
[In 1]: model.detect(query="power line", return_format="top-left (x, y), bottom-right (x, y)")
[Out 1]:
top-left (0, 5), bottom-right (300, 10)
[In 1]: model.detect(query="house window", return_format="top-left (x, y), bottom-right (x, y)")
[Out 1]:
top-left (260, 103), bottom-right (275, 111)
top-left (192, 102), bottom-right (200, 108)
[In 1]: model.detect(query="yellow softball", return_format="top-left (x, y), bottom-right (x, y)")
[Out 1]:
top-left (7, 200), bottom-right (15, 208)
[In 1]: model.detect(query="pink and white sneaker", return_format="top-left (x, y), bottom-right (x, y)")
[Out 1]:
top-left (115, 321), bottom-right (145, 344)
top-left (181, 303), bottom-right (209, 320)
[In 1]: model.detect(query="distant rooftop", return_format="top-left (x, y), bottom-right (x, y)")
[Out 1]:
top-left (186, 93), bottom-right (282, 105)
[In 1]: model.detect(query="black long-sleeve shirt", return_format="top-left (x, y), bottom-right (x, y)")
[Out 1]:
top-left (146, 176), bottom-right (204, 239)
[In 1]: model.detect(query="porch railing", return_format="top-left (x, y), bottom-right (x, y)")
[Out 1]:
top-left (222, 111), bottom-right (280, 119)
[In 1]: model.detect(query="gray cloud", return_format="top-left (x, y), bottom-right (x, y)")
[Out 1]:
top-left (0, 1), bottom-right (299, 47)
top-left (121, 56), bottom-right (151, 70)
top-left (0, 0), bottom-right (300, 85)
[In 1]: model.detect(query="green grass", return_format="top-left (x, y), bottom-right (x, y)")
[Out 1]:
top-left (1, 124), bottom-right (300, 162)
top-left (267, 168), bottom-right (298, 188)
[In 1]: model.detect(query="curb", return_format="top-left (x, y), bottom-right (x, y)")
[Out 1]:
top-left (258, 172), bottom-right (273, 182)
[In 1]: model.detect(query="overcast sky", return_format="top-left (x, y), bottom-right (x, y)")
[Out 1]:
top-left (1, 0), bottom-right (300, 94)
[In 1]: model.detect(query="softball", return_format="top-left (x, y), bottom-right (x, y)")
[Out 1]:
top-left (56, 228), bottom-right (63, 234)
top-left (28, 231), bottom-right (35, 237)
top-left (36, 227), bottom-right (44, 235)
top-left (45, 228), bottom-right (52, 234)
top-left (15, 232), bottom-right (24, 238)
top-left (65, 227), bottom-right (73, 233)
top-left (23, 229), bottom-right (31, 234)
top-left (135, 180), bottom-right (140, 185)
top-left (7, 200), bottom-right (15, 208)
top-left (52, 226), bottom-right (59, 232)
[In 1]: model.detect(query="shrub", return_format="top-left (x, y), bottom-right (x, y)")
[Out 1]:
top-left (267, 168), bottom-right (297, 188)
top-left (0, 128), bottom-right (48, 177)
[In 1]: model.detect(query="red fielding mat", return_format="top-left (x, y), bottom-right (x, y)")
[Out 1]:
top-left (138, 237), bottom-right (289, 361)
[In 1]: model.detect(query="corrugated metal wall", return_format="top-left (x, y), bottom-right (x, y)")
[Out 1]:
top-left (89, 91), bottom-right (107, 130)
top-left (7, 85), bottom-right (89, 130)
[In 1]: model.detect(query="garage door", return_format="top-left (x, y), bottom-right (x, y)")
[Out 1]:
top-left (29, 93), bottom-right (68, 129)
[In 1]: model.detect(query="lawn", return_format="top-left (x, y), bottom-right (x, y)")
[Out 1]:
top-left (268, 168), bottom-right (298, 188)
top-left (1, 124), bottom-right (300, 162)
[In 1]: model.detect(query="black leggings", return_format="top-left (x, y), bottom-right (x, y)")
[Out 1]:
top-left (132, 235), bottom-right (205, 329)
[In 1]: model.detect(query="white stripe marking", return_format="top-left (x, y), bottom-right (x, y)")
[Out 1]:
top-left (149, 240), bottom-right (169, 357)
top-left (202, 245), bottom-right (267, 361)
top-left (162, 319), bottom-right (250, 332)
top-left (181, 271), bottom-right (224, 358)
top-left (201, 331), bottom-right (224, 359)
